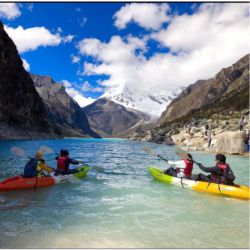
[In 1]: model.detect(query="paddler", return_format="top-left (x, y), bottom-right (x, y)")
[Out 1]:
top-left (23, 151), bottom-right (53, 178)
top-left (164, 153), bottom-right (194, 179)
top-left (194, 154), bottom-right (235, 185)
top-left (55, 149), bottom-right (79, 175)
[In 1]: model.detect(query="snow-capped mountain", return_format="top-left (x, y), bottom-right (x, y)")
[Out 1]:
top-left (103, 86), bottom-right (184, 118)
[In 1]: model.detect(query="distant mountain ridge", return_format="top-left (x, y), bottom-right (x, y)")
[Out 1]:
top-left (129, 54), bottom-right (249, 144)
top-left (160, 54), bottom-right (249, 125)
top-left (0, 21), bottom-right (56, 139)
top-left (31, 74), bottom-right (100, 138)
top-left (83, 98), bottom-right (151, 137)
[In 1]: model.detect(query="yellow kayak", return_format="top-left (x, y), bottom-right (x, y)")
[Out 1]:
top-left (148, 167), bottom-right (250, 200)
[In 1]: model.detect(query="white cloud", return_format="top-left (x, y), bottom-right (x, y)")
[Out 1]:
top-left (76, 3), bottom-right (250, 95)
top-left (78, 17), bottom-right (87, 27)
top-left (61, 80), bottom-right (96, 107)
top-left (61, 80), bottom-right (72, 88)
top-left (113, 3), bottom-right (170, 30)
top-left (78, 38), bottom-right (104, 57)
top-left (66, 87), bottom-right (96, 107)
top-left (81, 81), bottom-right (103, 93)
top-left (71, 54), bottom-right (81, 64)
top-left (4, 25), bottom-right (74, 53)
top-left (4, 25), bottom-right (62, 53)
top-left (21, 58), bottom-right (30, 71)
top-left (57, 27), bottom-right (63, 33)
top-left (0, 3), bottom-right (21, 20)
top-left (78, 35), bottom-right (147, 64)
top-left (27, 3), bottom-right (34, 12)
top-left (152, 3), bottom-right (250, 53)
top-left (63, 34), bottom-right (74, 43)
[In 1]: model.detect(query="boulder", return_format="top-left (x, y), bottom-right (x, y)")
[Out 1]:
top-left (189, 137), bottom-right (206, 148)
top-left (190, 127), bottom-right (201, 134)
top-left (142, 132), bottom-right (152, 141)
top-left (215, 131), bottom-right (245, 154)
top-left (171, 132), bottom-right (191, 143)
top-left (193, 131), bottom-right (204, 138)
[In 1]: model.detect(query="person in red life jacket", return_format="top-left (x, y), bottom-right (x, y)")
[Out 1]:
top-left (164, 154), bottom-right (193, 179)
top-left (55, 149), bottom-right (79, 175)
top-left (195, 154), bottom-right (235, 185)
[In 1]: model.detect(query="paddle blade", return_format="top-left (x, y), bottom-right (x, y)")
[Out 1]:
top-left (10, 146), bottom-right (26, 156)
top-left (143, 146), bottom-right (157, 156)
top-left (39, 146), bottom-right (53, 154)
top-left (67, 175), bottom-right (81, 184)
top-left (91, 165), bottom-right (105, 173)
top-left (175, 146), bottom-right (190, 159)
top-left (78, 161), bottom-right (104, 173)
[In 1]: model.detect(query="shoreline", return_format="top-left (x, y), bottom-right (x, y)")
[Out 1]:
top-left (180, 145), bottom-right (250, 157)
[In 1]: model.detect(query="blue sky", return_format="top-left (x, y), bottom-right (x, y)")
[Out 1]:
top-left (0, 3), bottom-right (249, 107)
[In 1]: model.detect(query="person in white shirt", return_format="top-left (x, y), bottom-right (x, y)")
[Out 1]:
top-left (164, 154), bottom-right (194, 179)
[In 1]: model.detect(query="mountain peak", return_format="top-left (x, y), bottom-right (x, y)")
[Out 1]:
top-left (103, 85), bottom-right (184, 117)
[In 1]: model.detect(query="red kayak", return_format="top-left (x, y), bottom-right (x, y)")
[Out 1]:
top-left (0, 175), bottom-right (56, 191)
top-left (0, 166), bottom-right (89, 192)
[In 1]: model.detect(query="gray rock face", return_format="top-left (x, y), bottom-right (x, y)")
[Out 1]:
top-left (83, 98), bottom-right (150, 137)
top-left (216, 131), bottom-right (246, 155)
top-left (160, 54), bottom-right (249, 124)
top-left (30, 74), bottom-right (100, 138)
top-left (0, 21), bottom-right (55, 139)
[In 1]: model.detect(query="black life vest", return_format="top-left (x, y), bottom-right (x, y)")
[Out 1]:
top-left (212, 163), bottom-right (235, 184)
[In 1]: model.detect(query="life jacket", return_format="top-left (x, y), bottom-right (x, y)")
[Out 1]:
top-left (183, 159), bottom-right (193, 177)
top-left (36, 161), bottom-right (43, 177)
top-left (23, 158), bottom-right (42, 178)
top-left (212, 163), bottom-right (235, 184)
top-left (57, 156), bottom-right (68, 171)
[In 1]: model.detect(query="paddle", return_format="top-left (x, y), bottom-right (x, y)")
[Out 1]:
top-left (77, 160), bottom-right (104, 173)
top-left (175, 146), bottom-right (199, 165)
top-left (64, 174), bottom-right (81, 184)
top-left (143, 146), bottom-right (169, 163)
top-left (39, 146), bottom-right (54, 154)
top-left (11, 146), bottom-right (26, 156)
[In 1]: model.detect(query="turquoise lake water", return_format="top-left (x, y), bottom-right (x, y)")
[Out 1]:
top-left (0, 138), bottom-right (249, 248)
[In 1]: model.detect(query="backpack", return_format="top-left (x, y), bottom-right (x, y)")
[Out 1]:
top-left (23, 158), bottom-right (38, 178)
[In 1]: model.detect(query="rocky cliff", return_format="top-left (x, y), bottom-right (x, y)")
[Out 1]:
top-left (0, 21), bottom-right (56, 139)
top-left (160, 54), bottom-right (249, 125)
top-left (83, 98), bottom-right (150, 137)
top-left (31, 74), bottom-right (100, 138)
top-left (129, 54), bottom-right (250, 154)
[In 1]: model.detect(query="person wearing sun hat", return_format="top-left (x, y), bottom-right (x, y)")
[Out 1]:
top-left (23, 151), bottom-right (53, 178)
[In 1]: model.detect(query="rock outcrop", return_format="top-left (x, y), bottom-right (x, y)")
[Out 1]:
top-left (31, 74), bottom-right (100, 138)
top-left (0, 21), bottom-right (56, 139)
top-left (83, 98), bottom-right (150, 137)
top-left (216, 131), bottom-right (246, 155)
